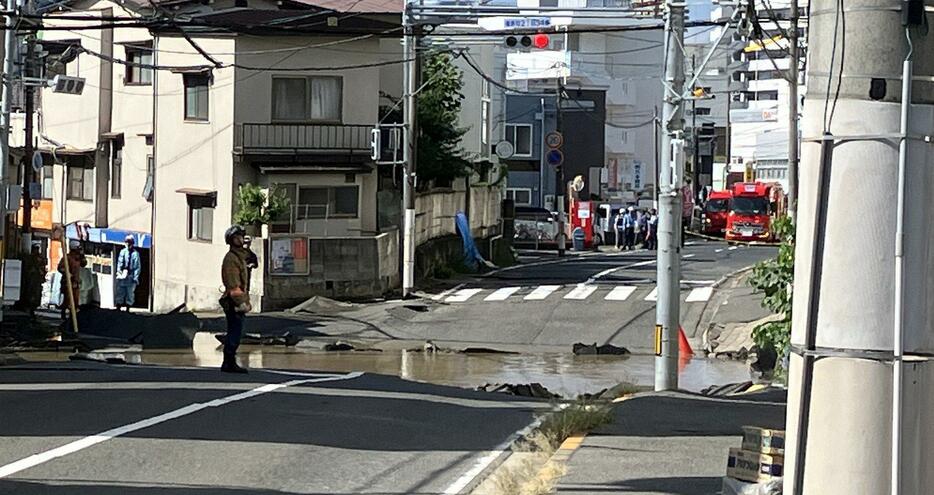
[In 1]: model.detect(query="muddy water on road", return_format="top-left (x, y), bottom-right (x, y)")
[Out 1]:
top-left (24, 333), bottom-right (751, 397)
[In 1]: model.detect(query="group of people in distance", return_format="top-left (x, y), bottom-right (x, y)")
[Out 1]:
top-left (613, 206), bottom-right (658, 251)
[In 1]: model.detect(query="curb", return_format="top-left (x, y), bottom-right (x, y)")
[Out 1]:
top-left (697, 264), bottom-right (759, 352)
top-left (685, 231), bottom-right (778, 247)
top-left (548, 432), bottom-right (588, 466)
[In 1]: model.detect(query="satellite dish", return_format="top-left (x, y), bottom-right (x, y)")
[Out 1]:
top-left (495, 141), bottom-right (515, 159)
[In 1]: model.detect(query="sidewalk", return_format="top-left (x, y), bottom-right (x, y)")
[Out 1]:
top-left (555, 388), bottom-right (786, 494)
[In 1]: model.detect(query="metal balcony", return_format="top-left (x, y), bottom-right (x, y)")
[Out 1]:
top-left (234, 123), bottom-right (373, 156)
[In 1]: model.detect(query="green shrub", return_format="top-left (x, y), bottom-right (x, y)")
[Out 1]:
top-left (748, 216), bottom-right (795, 368)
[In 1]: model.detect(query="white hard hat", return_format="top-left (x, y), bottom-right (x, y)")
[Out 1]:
top-left (627, 206), bottom-right (634, 212)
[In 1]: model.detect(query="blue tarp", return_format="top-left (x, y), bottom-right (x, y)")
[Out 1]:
top-left (455, 211), bottom-right (486, 271)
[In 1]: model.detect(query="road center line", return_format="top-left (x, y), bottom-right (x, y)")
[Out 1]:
top-left (0, 372), bottom-right (363, 479)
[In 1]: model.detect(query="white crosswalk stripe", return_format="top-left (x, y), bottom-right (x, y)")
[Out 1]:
top-left (644, 287), bottom-right (658, 302)
top-left (484, 287), bottom-right (521, 301)
top-left (524, 285), bottom-right (561, 300)
top-left (445, 288), bottom-right (484, 303)
top-left (605, 286), bottom-right (637, 301)
top-left (685, 287), bottom-right (714, 303)
top-left (564, 284), bottom-right (598, 300)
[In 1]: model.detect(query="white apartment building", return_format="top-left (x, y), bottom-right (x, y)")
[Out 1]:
top-left (708, 0), bottom-right (808, 191)
top-left (16, 0), bottom-right (404, 311)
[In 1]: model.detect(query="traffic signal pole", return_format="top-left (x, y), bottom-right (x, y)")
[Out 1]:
top-left (655, 0), bottom-right (685, 391)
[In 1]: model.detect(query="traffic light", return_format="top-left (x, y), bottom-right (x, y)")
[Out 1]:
top-left (50, 75), bottom-right (85, 95)
top-left (504, 33), bottom-right (551, 50)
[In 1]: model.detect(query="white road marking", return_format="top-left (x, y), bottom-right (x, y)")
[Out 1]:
top-left (683, 254), bottom-right (696, 259)
top-left (685, 241), bottom-right (697, 246)
top-left (644, 287), bottom-right (658, 302)
top-left (442, 418), bottom-right (542, 495)
top-left (605, 286), bottom-right (637, 301)
top-left (430, 283), bottom-right (465, 301)
top-left (524, 285), bottom-right (561, 300)
top-left (715, 248), bottom-right (724, 253)
top-left (564, 284), bottom-right (598, 300)
top-left (728, 246), bottom-right (739, 251)
top-left (682, 280), bottom-right (716, 285)
top-left (0, 372), bottom-right (364, 479)
top-left (445, 288), bottom-right (484, 303)
top-left (585, 258), bottom-right (657, 284)
top-left (484, 287), bottom-right (521, 302)
top-left (685, 287), bottom-right (714, 303)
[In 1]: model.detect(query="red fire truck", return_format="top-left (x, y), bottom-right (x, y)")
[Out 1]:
top-left (725, 182), bottom-right (784, 242)
top-left (702, 190), bottom-right (732, 236)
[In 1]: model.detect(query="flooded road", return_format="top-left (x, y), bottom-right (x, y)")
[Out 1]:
top-left (21, 332), bottom-right (751, 397)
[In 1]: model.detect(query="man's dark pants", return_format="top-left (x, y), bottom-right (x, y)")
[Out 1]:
top-left (223, 306), bottom-right (245, 364)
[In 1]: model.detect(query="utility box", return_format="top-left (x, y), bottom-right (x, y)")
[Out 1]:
top-left (3, 259), bottom-right (22, 303)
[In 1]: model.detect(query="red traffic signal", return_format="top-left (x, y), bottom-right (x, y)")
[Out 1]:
top-left (532, 33), bottom-right (550, 49)
top-left (504, 34), bottom-right (551, 50)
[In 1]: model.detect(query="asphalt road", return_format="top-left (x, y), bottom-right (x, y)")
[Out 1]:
top-left (379, 240), bottom-right (777, 352)
top-left (0, 362), bottom-right (542, 495)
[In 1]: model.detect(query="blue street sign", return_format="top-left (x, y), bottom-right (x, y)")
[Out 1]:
top-left (546, 149), bottom-right (564, 167)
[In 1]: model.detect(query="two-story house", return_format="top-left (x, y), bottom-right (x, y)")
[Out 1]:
top-left (23, 0), bottom-right (403, 311)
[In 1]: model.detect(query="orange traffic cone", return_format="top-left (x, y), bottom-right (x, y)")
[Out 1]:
top-left (678, 326), bottom-right (694, 357)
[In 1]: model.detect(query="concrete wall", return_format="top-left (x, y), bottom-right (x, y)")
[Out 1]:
top-left (152, 35), bottom-right (237, 312)
top-left (261, 229), bottom-right (399, 309)
top-left (414, 185), bottom-right (502, 246)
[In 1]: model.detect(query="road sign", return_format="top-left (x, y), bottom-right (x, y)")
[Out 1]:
top-left (545, 131), bottom-right (563, 149)
top-left (31, 151), bottom-right (42, 172)
top-left (545, 149), bottom-right (564, 166)
top-left (495, 141), bottom-right (515, 159)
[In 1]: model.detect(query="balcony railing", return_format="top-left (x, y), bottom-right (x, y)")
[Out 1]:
top-left (234, 123), bottom-right (373, 155)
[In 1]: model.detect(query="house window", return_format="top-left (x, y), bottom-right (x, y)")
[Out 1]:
top-left (187, 194), bottom-right (215, 242)
top-left (111, 141), bottom-right (123, 198)
top-left (621, 130), bottom-right (629, 143)
top-left (505, 123), bottom-right (533, 157)
top-left (66, 160), bottom-right (94, 201)
top-left (183, 73), bottom-right (210, 121)
top-left (695, 107), bottom-right (712, 116)
top-left (506, 188), bottom-right (533, 206)
top-left (39, 161), bottom-right (53, 200)
top-left (125, 46), bottom-right (153, 85)
top-left (272, 76), bottom-right (342, 122)
top-left (296, 186), bottom-right (358, 219)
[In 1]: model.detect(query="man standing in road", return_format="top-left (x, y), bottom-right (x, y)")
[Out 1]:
top-left (220, 225), bottom-right (251, 374)
top-left (614, 208), bottom-right (626, 250)
top-left (646, 209), bottom-right (659, 250)
top-left (624, 207), bottom-right (637, 250)
top-left (115, 235), bottom-right (141, 311)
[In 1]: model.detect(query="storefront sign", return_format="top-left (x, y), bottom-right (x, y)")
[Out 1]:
top-left (16, 200), bottom-right (53, 230)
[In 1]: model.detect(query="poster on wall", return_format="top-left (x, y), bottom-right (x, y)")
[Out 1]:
top-left (270, 237), bottom-right (309, 276)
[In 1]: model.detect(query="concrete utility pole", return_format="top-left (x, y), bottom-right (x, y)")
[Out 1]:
top-left (0, 0), bottom-right (16, 316)
top-left (783, 0), bottom-right (934, 492)
top-left (654, 0), bottom-right (685, 391)
top-left (786, 0), bottom-right (799, 221)
top-left (401, 0), bottom-right (419, 298)
top-left (555, 80), bottom-right (565, 257)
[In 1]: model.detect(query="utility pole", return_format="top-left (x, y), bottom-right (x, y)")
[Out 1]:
top-left (0, 0), bottom-right (16, 318)
top-left (401, 0), bottom-right (419, 298)
top-left (21, 32), bottom-right (34, 252)
top-left (786, 0), bottom-right (799, 221)
top-left (654, 0), bottom-right (685, 391)
top-left (783, 0), bottom-right (934, 492)
top-left (691, 54), bottom-right (699, 196)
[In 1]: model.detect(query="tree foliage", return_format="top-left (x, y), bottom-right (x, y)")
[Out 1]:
top-left (748, 216), bottom-right (795, 366)
top-left (234, 183), bottom-right (290, 227)
top-left (417, 52), bottom-right (472, 187)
